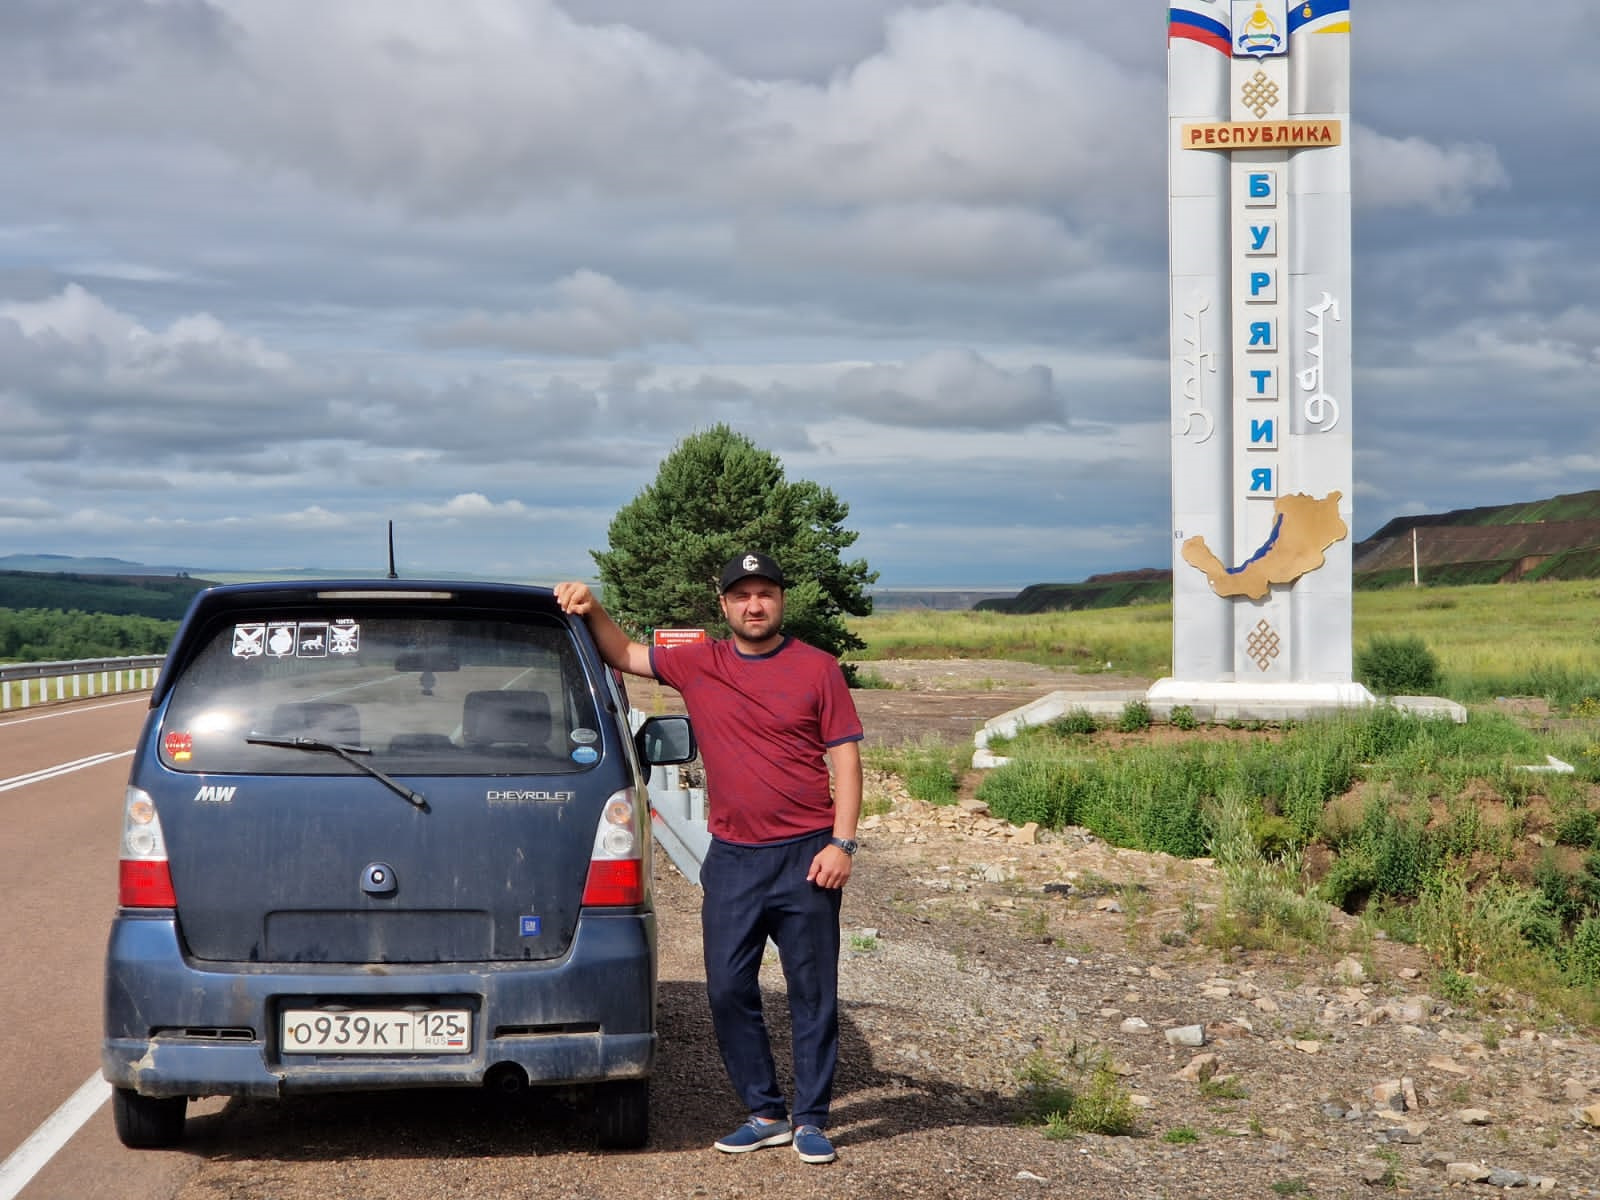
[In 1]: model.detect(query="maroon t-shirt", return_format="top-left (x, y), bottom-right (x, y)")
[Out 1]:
top-left (649, 635), bottom-right (863, 845)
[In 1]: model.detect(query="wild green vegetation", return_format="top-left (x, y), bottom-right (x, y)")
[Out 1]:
top-left (0, 570), bottom-right (205, 620)
top-left (852, 579), bottom-right (1600, 1024)
top-left (0, 608), bottom-right (176, 663)
top-left (851, 603), bottom-right (1176, 677)
top-left (1016, 1047), bottom-right (1139, 1139)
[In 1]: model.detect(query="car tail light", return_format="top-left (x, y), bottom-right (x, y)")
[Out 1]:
top-left (119, 787), bottom-right (177, 908)
top-left (581, 788), bottom-right (646, 906)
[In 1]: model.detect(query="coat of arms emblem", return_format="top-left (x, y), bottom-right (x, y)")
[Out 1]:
top-left (1232, 0), bottom-right (1287, 58)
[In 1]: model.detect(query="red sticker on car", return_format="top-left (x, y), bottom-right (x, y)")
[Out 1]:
top-left (165, 731), bottom-right (194, 761)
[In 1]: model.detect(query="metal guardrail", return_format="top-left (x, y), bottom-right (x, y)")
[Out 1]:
top-left (0, 655), bottom-right (165, 712)
top-left (646, 763), bottom-right (710, 885)
top-left (629, 709), bottom-right (710, 884)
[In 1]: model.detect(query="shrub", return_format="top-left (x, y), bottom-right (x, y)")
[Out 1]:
top-left (1117, 700), bottom-right (1152, 733)
top-left (1348, 704), bottom-right (1425, 759)
top-left (1170, 705), bottom-right (1198, 731)
top-left (1566, 917), bottom-right (1600, 986)
top-left (1049, 709), bottom-right (1099, 736)
top-left (1321, 850), bottom-right (1377, 912)
top-left (1355, 634), bottom-right (1441, 696)
top-left (906, 759), bottom-right (960, 805)
top-left (1373, 815), bottom-right (1434, 899)
top-left (979, 759), bottom-right (1078, 828)
top-left (1249, 814), bottom-right (1298, 858)
top-left (1554, 806), bottom-right (1600, 849)
top-left (865, 737), bottom-right (961, 805)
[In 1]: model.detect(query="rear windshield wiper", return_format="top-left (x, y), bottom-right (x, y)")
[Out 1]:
top-left (244, 734), bottom-right (430, 813)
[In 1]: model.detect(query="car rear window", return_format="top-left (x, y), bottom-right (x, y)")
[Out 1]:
top-left (158, 610), bottom-right (605, 775)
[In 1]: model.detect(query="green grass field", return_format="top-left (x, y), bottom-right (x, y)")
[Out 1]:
top-left (851, 578), bottom-right (1600, 706)
top-left (850, 579), bottom-right (1600, 1025)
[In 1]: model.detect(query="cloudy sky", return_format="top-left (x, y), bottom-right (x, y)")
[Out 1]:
top-left (1, 2), bottom-right (1594, 588)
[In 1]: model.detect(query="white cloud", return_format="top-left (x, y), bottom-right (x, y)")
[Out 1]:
top-left (0, 284), bottom-right (289, 372)
top-left (408, 493), bottom-right (532, 519)
top-left (835, 348), bottom-right (1062, 429)
top-left (428, 270), bottom-right (695, 354)
top-left (741, 204), bottom-right (1094, 283)
top-left (1353, 127), bottom-right (1508, 214)
top-left (750, 4), bottom-right (1158, 206)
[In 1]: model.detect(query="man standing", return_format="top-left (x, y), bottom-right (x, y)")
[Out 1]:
top-left (555, 552), bottom-right (863, 1165)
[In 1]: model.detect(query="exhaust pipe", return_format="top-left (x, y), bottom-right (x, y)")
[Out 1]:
top-left (484, 1062), bottom-right (528, 1095)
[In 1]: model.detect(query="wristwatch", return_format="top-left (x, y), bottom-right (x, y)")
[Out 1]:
top-left (828, 836), bottom-right (858, 856)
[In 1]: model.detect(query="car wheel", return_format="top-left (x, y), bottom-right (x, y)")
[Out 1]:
top-left (111, 1088), bottom-right (187, 1149)
top-left (593, 1079), bottom-right (649, 1149)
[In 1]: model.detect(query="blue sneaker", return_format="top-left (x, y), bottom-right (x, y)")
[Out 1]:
top-left (714, 1116), bottom-right (793, 1154)
top-left (792, 1125), bottom-right (836, 1164)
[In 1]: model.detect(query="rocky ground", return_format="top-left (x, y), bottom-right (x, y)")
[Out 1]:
top-left (170, 662), bottom-right (1600, 1200)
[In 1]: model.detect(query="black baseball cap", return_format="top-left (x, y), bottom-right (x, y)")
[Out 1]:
top-left (719, 552), bottom-right (786, 592)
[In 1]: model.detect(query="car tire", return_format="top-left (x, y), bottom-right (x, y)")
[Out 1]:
top-left (112, 1088), bottom-right (187, 1149)
top-left (593, 1079), bottom-right (649, 1149)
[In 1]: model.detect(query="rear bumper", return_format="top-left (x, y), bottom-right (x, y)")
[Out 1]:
top-left (103, 910), bottom-right (656, 1099)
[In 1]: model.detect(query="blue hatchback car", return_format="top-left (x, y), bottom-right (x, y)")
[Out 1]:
top-left (102, 579), bottom-right (694, 1149)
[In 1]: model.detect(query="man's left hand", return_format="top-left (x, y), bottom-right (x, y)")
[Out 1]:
top-left (806, 844), bottom-right (853, 890)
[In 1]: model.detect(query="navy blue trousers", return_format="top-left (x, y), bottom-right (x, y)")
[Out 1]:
top-left (700, 830), bottom-right (842, 1129)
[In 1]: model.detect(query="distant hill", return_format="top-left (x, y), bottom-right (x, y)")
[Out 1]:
top-left (870, 588), bottom-right (1019, 612)
top-left (0, 569), bottom-right (212, 621)
top-left (980, 489), bottom-right (1600, 613)
top-left (977, 569), bottom-right (1172, 615)
top-left (1350, 490), bottom-right (1600, 587)
top-left (0, 553), bottom-right (199, 577)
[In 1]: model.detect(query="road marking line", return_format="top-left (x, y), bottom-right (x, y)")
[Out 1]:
top-left (0, 697), bottom-right (148, 727)
top-left (0, 751), bottom-right (133, 793)
top-left (0, 1074), bottom-right (111, 1200)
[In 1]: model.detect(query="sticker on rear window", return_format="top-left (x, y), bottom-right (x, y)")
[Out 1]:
top-left (328, 620), bottom-right (360, 654)
top-left (165, 731), bottom-right (193, 761)
top-left (232, 624), bottom-right (266, 658)
top-left (571, 746), bottom-right (598, 765)
top-left (520, 916), bottom-right (542, 937)
top-left (570, 728), bottom-right (598, 745)
top-left (235, 620), bottom-right (363, 659)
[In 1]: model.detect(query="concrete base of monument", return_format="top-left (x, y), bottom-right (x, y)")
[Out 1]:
top-left (971, 680), bottom-right (1467, 769)
top-left (1142, 679), bottom-right (1465, 725)
top-left (1145, 677), bottom-right (1379, 722)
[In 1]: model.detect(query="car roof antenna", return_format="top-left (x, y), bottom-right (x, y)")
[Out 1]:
top-left (387, 520), bottom-right (398, 579)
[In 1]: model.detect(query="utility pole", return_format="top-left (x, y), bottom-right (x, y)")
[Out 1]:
top-left (1412, 527), bottom-right (1419, 587)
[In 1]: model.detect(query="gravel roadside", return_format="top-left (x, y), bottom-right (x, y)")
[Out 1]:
top-left (170, 792), bottom-right (1600, 1200)
top-left (164, 665), bottom-right (1600, 1199)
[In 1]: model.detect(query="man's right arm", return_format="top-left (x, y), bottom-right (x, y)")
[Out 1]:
top-left (552, 582), bottom-right (655, 678)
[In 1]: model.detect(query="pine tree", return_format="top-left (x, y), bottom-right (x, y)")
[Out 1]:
top-left (592, 425), bottom-right (877, 664)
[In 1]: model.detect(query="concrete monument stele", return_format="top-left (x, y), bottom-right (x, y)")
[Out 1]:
top-left (1148, 0), bottom-right (1375, 720)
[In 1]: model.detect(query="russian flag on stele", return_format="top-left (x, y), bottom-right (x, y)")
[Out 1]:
top-left (1168, 5), bottom-right (1231, 56)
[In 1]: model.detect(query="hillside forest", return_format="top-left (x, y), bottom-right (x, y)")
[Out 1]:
top-left (0, 572), bottom-right (201, 662)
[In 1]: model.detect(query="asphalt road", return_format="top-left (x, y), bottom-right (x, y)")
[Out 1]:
top-left (0, 697), bottom-right (217, 1200)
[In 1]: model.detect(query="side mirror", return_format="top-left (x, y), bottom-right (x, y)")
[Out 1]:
top-left (635, 715), bottom-right (696, 766)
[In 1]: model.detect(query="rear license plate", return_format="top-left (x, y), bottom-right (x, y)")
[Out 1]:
top-left (280, 1008), bottom-right (471, 1055)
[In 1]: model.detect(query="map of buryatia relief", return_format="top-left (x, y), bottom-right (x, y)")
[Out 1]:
top-left (1182, 491), bottom-right (1348, 600)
